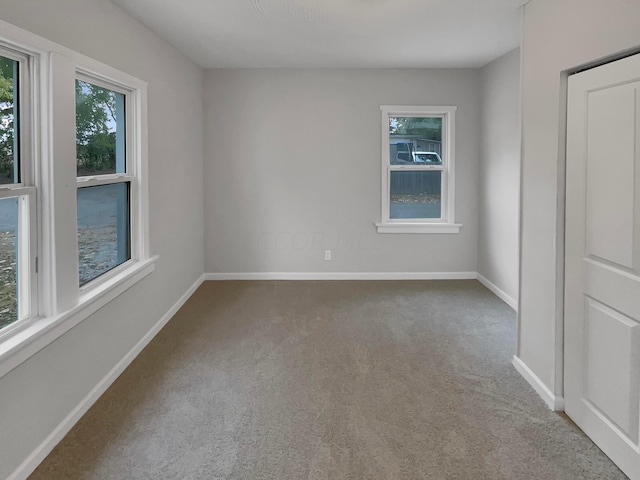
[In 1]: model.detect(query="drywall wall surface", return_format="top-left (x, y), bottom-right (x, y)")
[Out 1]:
top-left (0, 0), bottom-right (204, 477)
top-left (478, 48), bottom-right (520, 305)
top-left (203, 68), bottom-right (481, 274)
top-left (520, 0), bottom-right (640, 393)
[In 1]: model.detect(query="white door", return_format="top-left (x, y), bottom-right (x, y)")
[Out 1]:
top-left (565, 53), bottom-right (640, 480)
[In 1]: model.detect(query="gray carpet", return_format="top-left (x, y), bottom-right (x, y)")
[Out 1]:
top-left (29, 280), bottom-right (627, 479)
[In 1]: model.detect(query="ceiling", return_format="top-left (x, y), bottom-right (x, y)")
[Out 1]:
top-left (110, 0), bottom-right (526, 69)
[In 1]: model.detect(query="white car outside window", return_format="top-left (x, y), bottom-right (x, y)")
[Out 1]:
top-left (413, 152), bottom-right (442, 164)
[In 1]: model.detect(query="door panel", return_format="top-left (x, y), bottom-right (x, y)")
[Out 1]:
top-left (585, 259), bottom-right (640, 320)
top-left (585, 84), bottom-right (636, 268)
top-left (585, 297), bottom-right (639, 443)
top-left (565, 53), bottom-right (640, 480)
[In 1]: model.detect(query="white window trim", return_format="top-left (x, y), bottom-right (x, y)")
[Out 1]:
top-left (0, 43), bottom-right (38, 328)
top-left (75, 71), bottom-right (137, 290)
top-left (0, 19), bottom-right (157, 380)
top-left (376, 105), bottom-right (461, 234)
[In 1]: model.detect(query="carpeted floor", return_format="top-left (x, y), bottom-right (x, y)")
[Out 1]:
top-left (29, 280), bottom-right (627, 479)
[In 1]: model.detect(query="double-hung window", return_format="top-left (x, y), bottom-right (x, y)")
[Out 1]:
top-left (76, 75), bottom-right (132, 286)
top-left (376, 105), bottom-right (461, 234)
top-left (0, 46), bottom-right (36, 334)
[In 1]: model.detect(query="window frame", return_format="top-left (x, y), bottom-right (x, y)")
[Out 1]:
top-left (0, 43), bottom-right (38, 336)
top-left (0, 20), bottom-right (156, 380)
top-left (376, 105), bottom-right (462, 234)
top-left (75, 71), bottom-right (136, 290)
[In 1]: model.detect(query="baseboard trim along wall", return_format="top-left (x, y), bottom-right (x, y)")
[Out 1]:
top-left (512, 355), bottom-right (565, 411)
top-left (476, 273), bottom-right (518, 311)
top-left (8, 274), bottom-right (206, 480)
top-left (204, 272), bottom-right (478, 281)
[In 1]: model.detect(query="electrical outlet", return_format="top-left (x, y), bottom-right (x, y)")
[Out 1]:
top-left (324, 250), bottom-right (332, 261)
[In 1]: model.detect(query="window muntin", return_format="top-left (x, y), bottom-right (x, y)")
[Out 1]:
top-left (378, 106), bottom-right (458, 233)
top-left (75, 76), bottom-right (134, 288)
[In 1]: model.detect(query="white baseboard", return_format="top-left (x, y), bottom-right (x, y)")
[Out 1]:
top-left (512, 355), bottom-right (564, 411)
top-left (204, 271), bottom-right (478, 281)
top-left (8, 274), bottom-right (206, 480)
top-left (476, 273), bottom-right (518, 311)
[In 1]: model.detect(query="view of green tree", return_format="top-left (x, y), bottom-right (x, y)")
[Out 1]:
top-left (390, 116), bottom-right (442, 141)
top-left (0, 56), bottom-right (16, 184)
top-left (75, 80), bottom-right (118, 175)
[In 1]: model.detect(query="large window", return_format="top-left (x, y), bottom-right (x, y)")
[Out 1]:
top-left (0, 22), bottom-right (153, 378)
top-left (377, 106), bottom-right (461, 234)
top-left (0, 47), bottom-right (36, 333)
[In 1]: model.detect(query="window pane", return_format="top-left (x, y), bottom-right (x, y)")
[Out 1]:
top-left (389, 116), bottom-right (442, 165)
top-left (76, 80), bottom-right (126, 176)
top-left (78, 183), bottom-right (130, 286)
top-left (390, 171), bottom-right (441, 219)
top-left (0, 197), bottom-right (17, 330)
top-left (0, 56), bottom-right (19, 185)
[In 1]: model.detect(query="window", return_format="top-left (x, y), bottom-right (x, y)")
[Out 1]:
top-left (376, 106), bottom-right (461, 234)
top-left (0, 19), bottom-right (154, 378)
top-left (76, 78), bottom-right (131, 286)
top-left (0, 47), bottom-right (37, 334)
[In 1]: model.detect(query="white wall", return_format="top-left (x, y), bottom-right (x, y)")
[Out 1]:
top-left (0, 1), bottom-right (204, 478)
top-left (478, 48), bottom-right (520, 307)
top-left (519, 0), bottom-right (640, 401)
top-left (203, 69), bottom-right (481, 275)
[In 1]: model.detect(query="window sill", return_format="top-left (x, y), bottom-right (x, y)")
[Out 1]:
top-left (375, 222), bottom-right (462, 234)
top-left (0, 255), bottom-right (158, 379)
